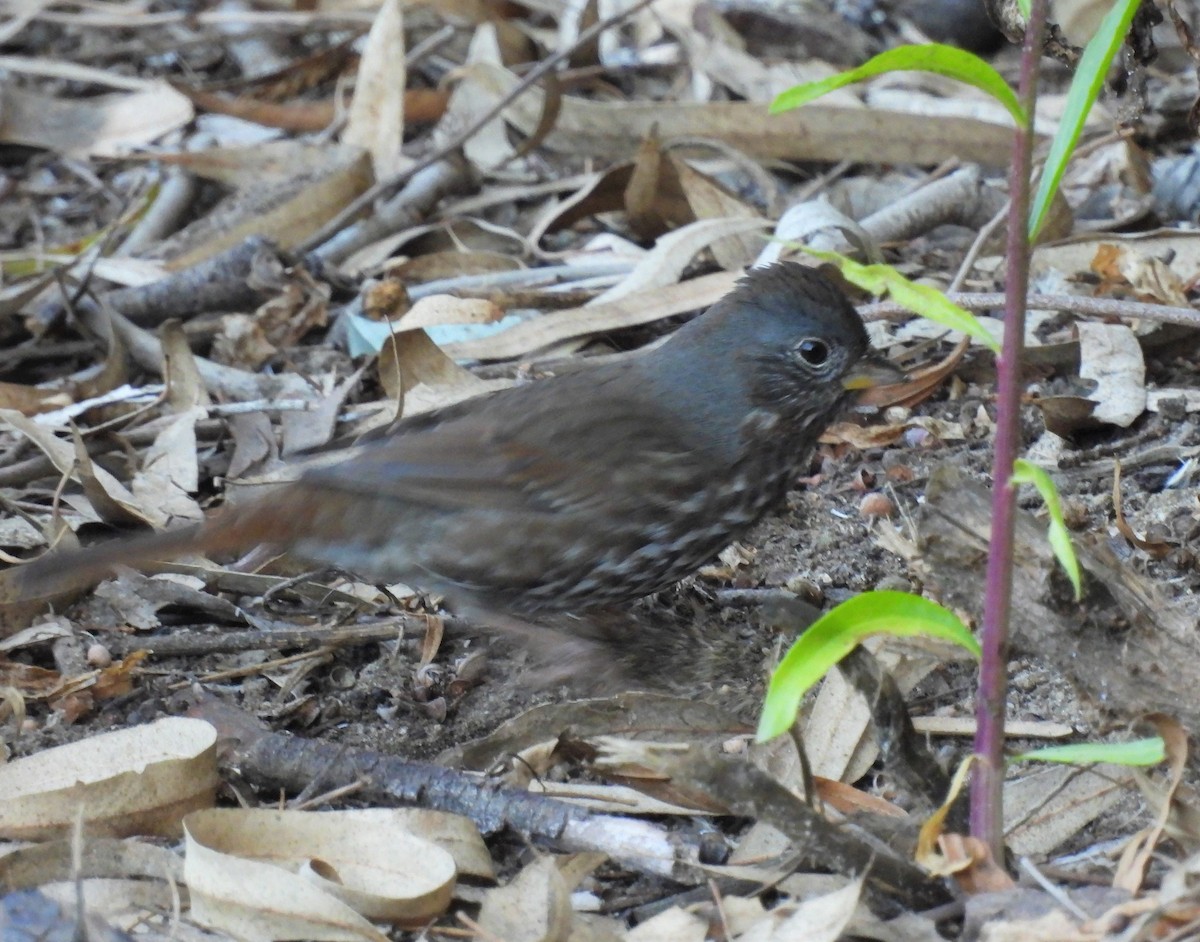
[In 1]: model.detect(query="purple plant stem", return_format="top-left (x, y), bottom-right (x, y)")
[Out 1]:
top-left (971, 0), bottom-right (1049, 856)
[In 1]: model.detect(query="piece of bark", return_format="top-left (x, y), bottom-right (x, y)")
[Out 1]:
top-left (917, 465), bottom-right (1200, 737)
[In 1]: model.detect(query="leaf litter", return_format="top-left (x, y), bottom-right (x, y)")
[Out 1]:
top-left (0, 0), bottom-right (1199, 939)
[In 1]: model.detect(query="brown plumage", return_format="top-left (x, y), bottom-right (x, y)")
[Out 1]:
top-left (4, 263), bottom-right (896, 625)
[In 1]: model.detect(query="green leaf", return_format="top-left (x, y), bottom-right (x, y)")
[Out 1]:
top-left (802, 249), bottom-right (1002, 353)
top-left (756, 591), bottom-right (980, 742)
top-left (770, 44), bottom-right (1026, 127)
top-left (1010, 460), bottom-right (1082, 600)
top-left (1029, 0), bottom-right (1142, 238)
top-left (1016, 0), bottom-right (1031, 18)
top-left (1014, 737), bottom-right (1165, 767)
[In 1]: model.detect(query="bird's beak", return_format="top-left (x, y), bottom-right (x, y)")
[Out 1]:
top-left (841, 355), bottom-right (907, 391)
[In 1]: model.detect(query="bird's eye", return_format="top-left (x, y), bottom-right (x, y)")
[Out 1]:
top-left (797, 338), bottom-right (829, 366)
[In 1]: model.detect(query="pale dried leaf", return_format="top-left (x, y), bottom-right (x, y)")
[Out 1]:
top-left (0, 717), bottom-right (218, 841)
top-left (159, 146), bottom-right (373, 268)
top-left (592, 217), bottom-right (769, 304)
top-left (129, 408), bottom-right (206, 523)
top-left (446, 269), bottom-right (741, 361)
top-left (442, 26), bottom-right (514, 170)
top-left (625, 906), bottom-right (707, 942)
top-left (1005, 764), bottom-right (1134, 856)
top-left (1077, 322), bottom-right (1146, 428)
top-left (0, 82), bottom-right (192, 156)
top-left (184, 808), bottom-right (457, 937)
top-left (343, 0), bottom-right (407, 177)
top-left (0, 409), bottom-right (165, 527)
top-left (735, 874), bottom-right (863, 942)
top-left (477, 855), bottom-right (572, 942)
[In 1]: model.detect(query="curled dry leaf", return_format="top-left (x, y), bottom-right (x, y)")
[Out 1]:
top-left (591, 217), bottom-right (771, 305)
top-left (1113, 461), bottom-right (1173, 559)
top-left (183, 808), bottom-right (458, 938)
top-left (1091, 242), bottom-right (1191, 307)
top-left (1115, 714), bottom-right (1188, 894)
top-left (0, 716), bottom-right (218, 841)
top-left (855, 335), bottom-right (970, 410)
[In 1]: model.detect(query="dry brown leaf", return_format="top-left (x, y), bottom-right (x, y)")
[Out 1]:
top-left (446, 269), bottom-right (741, 361)
top-left (1004, 764), bottom-right (1134, 856)
top-left (441, 26), bottom-right (516, 171)
top-left (1091, 242), bottom-right (1191, 306)
top-left (1033, 394), bottom-right (1098, 437)
top-left (0, 656), bottom-right (60, 697)
top-left (935, 834), bottom-right (1015, 894)
top-left (343, 0), bottom-right (407, 177)
top-left (591, 217), bottom-right (769, 304)
top-left (813, 778), bottom-right (908, 818)
top-left (151, 143), bottom-right (373, 268)
top-left (0, 716), bottom-right (218, 840)
top-left (0, 411), bottom-right (164, 528)
top-left (820, 422), bottom-right (905, 448)
top-left (476, 855), bottom-right (572, 942)
top-left (398, 294), bottom-right (505, 329)
top-left (0, 82), bottom-right (192, 156)
top-left (669, 154), bottom-right (765, 269)
top-left (1114, 714), bottom-right (1188, 894)
top-left (1075, 321), bottom-right (1146, 428)
top-left (624, 906), bottom-right (707, 942)
top-left (735, 874), bottom-right (865, 942)
top-left (625, 132), bottom-right (692, 239)
top-left (179, 87), bottom-right (448, 132)
top-left (129, 409), bottom-right (206, 523)
top-left (184, 808), bottom-right (457, 937)
top-left (1112, 461), bottom-right (1173, 558)
top-left (856, 335), bottom-right (970, 410)
top-left (379, 328), bottom-right (487, 405)
top-left (71, 328), bottom-right (131, 404)
top-left (0, 381), bottom-right (72, 417)
top-left (1031, 229), bottom-right (1200, 286)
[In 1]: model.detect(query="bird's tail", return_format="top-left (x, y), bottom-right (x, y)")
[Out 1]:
top-left (0, 496), bottom-right (299, 609)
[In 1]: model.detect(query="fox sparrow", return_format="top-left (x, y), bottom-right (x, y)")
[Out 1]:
top-left (8, 263), bottom-right (896, 621)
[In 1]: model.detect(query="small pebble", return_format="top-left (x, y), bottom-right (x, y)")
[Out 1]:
top-left (1062, 498), bottom-right (1089, 530)
top-left (903, 427), bottom-right (931, 449)
top-left (859, 493), bottom-right (895, 518)
top-left (86, 644), bottom-right (112, 668)
top-left (419, 697), bottom-right (448, 722)
top-left (784, 576), bottom-right (824, 605)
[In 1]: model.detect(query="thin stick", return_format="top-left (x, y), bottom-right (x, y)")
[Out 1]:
top-left (860, 291), bottom-right (1200, 330)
